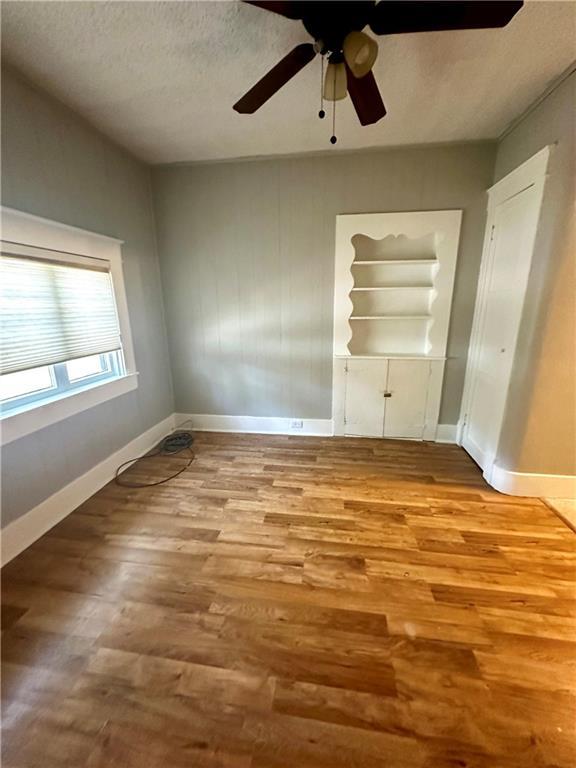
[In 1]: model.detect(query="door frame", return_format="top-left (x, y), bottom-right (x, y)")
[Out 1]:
top-left (458, 145), bottom-right (551, 483)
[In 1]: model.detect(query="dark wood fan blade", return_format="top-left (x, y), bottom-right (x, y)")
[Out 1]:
top-left (234, 44), bottom-right (316, 113)
top-left (370, 1), bottom-right (523, 35)
top-left (243, 1), bottom-right (305, 20)
top-left (346, 64), bottom-right (386, 126)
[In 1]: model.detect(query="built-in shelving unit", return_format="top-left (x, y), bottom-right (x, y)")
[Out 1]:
top-left (333, 211), bottom-right (462, 358)
top-left (332, 210), bottom-right (463, 440)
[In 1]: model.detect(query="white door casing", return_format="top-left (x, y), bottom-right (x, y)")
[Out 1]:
top-left (460, 146), bottom-right (551, 479)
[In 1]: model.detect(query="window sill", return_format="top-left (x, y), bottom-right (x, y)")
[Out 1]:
top-left (0, 373), bottom-right (138, 446)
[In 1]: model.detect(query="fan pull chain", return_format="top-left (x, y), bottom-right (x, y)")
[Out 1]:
top-left (318, 55), bottom-right (325, 119)
top-left (331, 66), bottom-right (337, 144)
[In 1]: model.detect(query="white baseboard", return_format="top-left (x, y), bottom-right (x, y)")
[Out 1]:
top-left (435, 424), bottom-right (458, 443)
top-left (175, 413), bottom-right (334, 437)
top-left (489, 463), bottom-right (576, 498)
top-left (0, 414), bottom-right (176, 566)
top-left (178, 414), bottom-right (459, 442)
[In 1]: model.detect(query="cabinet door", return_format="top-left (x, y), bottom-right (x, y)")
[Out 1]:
top-left (383, 360), bottom-right (430, 439)
top-left (344, 359), bottom-right (387, 437)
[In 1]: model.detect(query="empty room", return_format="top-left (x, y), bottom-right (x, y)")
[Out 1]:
top-left (1, 1), bottom-right (575, 766)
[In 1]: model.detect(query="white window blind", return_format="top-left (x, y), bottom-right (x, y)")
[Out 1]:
top-left (1, 253), bottom-right (122, 375)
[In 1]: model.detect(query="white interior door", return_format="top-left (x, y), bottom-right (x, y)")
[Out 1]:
top-left (344, 358), bottom-right (387, 437)
top-left (384, 360), bottom-right (430, 439)
top-left (461, 149), bottom-right (549, 472)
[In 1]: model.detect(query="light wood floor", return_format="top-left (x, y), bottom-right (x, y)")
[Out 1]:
top-left (2, 432), bottom-right (575, 767)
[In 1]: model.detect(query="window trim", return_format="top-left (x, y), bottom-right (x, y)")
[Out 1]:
top-left (1, 207), bottom-right (138, 446)
top-left (1, 351), bottom-right (123, 412)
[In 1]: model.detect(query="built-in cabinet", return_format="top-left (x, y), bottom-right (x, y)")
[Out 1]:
top-left (332, 211), bottom-right (462, 440)
top-left (333, 357), bottom-right (445, 439)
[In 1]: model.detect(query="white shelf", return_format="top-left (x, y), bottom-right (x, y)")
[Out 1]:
top-left (350, 315), bottom-right (430, 320)
top-left (335, 353), bottom-right (447, 360)
top-left (351, 285), bottom-right (432, 291)
top-left (352, 259), bottom-right (437, 265)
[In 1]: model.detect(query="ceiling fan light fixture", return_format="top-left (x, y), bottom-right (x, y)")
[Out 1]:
top-left (237, 0), bottom-right (524, 127)
top-left (343, 30), bottom-right (378, 78)
top-left (323, 61), bottom-right (347, 101)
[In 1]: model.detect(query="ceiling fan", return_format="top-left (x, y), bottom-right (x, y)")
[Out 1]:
top-left (234, 1), bottom-right (524, 135)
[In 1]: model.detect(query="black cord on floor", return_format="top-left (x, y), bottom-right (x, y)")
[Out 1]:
top-left (114, 431), bottom-right (195, 488)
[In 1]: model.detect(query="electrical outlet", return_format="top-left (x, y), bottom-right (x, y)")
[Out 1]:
top-left (290, 419), bottom-right (303, 430)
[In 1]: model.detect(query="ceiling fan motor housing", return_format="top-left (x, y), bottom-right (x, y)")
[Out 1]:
top-left (301, 0), bottom-right (376, 55)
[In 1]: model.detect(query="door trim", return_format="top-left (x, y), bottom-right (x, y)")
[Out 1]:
top-left (459, 146), bottom-right (551, 486)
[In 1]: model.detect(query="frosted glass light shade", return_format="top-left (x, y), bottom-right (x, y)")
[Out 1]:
top-left (323, 62), bottom-right (347, 101)
top-left (343, 31), bottom-right (378, 78)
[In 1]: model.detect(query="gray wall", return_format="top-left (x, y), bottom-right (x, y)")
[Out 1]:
top-left (495, 72), bottom-right (576, 475)
top-left (1, 67), bottom-right (174, 526)
top-left (152, 144), bottom-right (496, 424)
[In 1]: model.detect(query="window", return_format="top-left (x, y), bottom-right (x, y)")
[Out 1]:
top-left (0, 352), bottom-right (124, 414)
top-left (1, 207), bottom-right (137, 445)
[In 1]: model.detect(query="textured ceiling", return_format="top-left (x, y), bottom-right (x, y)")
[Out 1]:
top-left (2, 1), bottom-right (575, 164)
